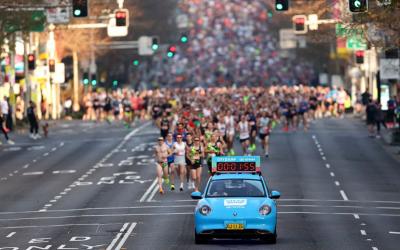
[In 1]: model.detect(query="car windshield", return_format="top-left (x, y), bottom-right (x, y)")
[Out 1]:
top-left (206, 179), bottom-right (266, 198)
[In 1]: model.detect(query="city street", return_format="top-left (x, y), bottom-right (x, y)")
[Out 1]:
top-left (0, 118), bottom-right (399, 249)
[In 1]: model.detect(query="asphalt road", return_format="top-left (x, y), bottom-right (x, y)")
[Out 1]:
top-left (0, 118), bottom-right (399, 250)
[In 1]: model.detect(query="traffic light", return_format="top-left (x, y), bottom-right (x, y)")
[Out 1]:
top-left (349, 0), bottom-right (368, 13)
top-left (72, 0), bottom-right (88, 17)
top-left (167, 45), bottom-right (176, 58)
top-left (151, 37), bottom-right (159, 51)
top-left (115, 10), bottom-right (128, 27)
top-left (83, 72), bottom-right (89, 85)
top-left (91, 74), bottom-right (97, 86)
top-left (275, 0), bottom-right (289, 11)
top-left (133, 59), bottom-right (139, 66)
top-left (293, 15), bottom-right (307, 34)
top-left (49, 59), bottom-right (55, 73)
top-left (27, 54), bottom-right (35, 70)
top-left (180, 33), bottom-right (188, 43)
top-left (355, 50), bottom-right (364, 64)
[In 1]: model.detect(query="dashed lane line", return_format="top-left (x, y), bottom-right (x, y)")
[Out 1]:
top-left (6, 232), bottom-right (16, 238)
top-left (340, 190), bottom-right (349, 201)
top-left (22, 171), bottom-right (44, 176)
top-left (389, 231), bottom-right (400, 235)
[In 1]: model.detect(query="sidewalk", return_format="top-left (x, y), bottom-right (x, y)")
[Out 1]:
top-left (349, 114), bottom-right (400, 162)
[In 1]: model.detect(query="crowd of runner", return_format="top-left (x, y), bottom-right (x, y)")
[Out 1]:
top-left (152, 85), bottom-right (361, 194)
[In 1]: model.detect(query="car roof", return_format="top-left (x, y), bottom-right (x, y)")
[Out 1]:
top-left (211, 173), bottom-right (263, 181)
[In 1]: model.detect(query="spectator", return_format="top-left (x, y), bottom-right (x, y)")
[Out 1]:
top-left (366, 99), bottom-right (377, 137)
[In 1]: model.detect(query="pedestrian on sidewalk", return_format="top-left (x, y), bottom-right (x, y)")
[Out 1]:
top-left (27, 101), bottom-right (40, 140)
top-left (0, 108), bottom-right (14, 145)
top-left (375, 102), bottom-right (387, 138)
top-left (366, 98), bottom-right (377, 137)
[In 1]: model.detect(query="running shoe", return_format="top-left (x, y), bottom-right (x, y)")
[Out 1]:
top-left (7, 140), bottom-right (15, 145)
top-left (170, 184), bottom-right (175, 191)
top-left (163, 177), bottom-right (170, 185)
top-left (180, 183), bottom-right (184, 191)
top-left (159, 188), bottom-right (164, 194)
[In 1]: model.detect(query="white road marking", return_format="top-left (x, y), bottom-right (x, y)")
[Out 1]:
top-left (6, 232), bottom-right (16, 238)
top-left (361, 230), bottom-right (367, 235)
top-left (5, 211), bottom-right (400, 222)
top-left (50, 200), bottom-right (57, 203)
top-left (13, 170), bottom-right (18, 174)
top-left (372, 247), bottom-right (378, 250)
top-left (23, 164), bottom-right (30, 169)
top-left (0, 222), bottom-right (122, 229)
top-left (106, 223), bottom-right (130, 250)
top-left (389, 231), bottom-right (400, 235)
top-left (3, 147), bottom-right (22, 152)
top-left (53, 170), bottom-right (76, 174)
top-left (147, 185), bottom-right (160, 202)
top-left (59, 142), bottom-right (65, 147)
top-left (115, 223), bottom-right (137, 250)
top-left (32, 159), bottom-right (37, 163)
top-left (28, 146), bottom-right (45, 151)
top-left (330, 172), bottom-right (335, 177)
top-left (54, 196), bottom-right (62, 199)
top-left (322, 156), bottom-right (326, 160)
top-left (353, 214), bottom-right (360, 219)
top-left (139, 178), bottom-right (158, 202)
top-left (44, 204), bottom-right (52, 207)
top-left (23, 171), bottom-right (43, 176)
top-left (325, 163), bottom-right (330, 169)
top-left (51, 147), bottom-right (57, 151)
top-left (43, 152), bottom-right (49, 156)
top-left (340, 190), bottom-right (349, 201)
top-left (335, 181), bottom-right (340, 186)
top-left (361, 223), bottom-right (366, 226)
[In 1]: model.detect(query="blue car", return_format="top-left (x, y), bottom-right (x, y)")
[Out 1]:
top-left (191, 157), bottom-right (280, 244)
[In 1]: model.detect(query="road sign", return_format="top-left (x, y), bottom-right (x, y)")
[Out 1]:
top-left (138, 36), bottom-right (154, 56)
top-left (279, 29), bottom-right (296, 49)
top-left (346, 35), bottom-right (367, 50)
top-left (107, 18), bottom-right (128, 37)
top-left (380, 59), bottom-right (400, 80)
top-left (176, 14), bottom-right (189, 29)
top-left (308, 14), bottom-right (318, 30)
top-left (46, 7), bottom-right (70, 24)
top-left (54, 63), bottom-right (65, 84)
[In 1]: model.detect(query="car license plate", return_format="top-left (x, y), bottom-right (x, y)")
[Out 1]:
top-left (226, 223), bottom-right (244, 230)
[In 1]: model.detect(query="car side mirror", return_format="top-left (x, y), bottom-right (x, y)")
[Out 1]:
top-left (270, 190), bottom-right (281, 199)
top-left (191, 191), bottom-right (202, 200)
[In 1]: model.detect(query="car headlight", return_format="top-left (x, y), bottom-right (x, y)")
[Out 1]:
top-left (199, 205), bottom-right (212, 216)
top-left (259, 205), bottom-right (271, 215)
